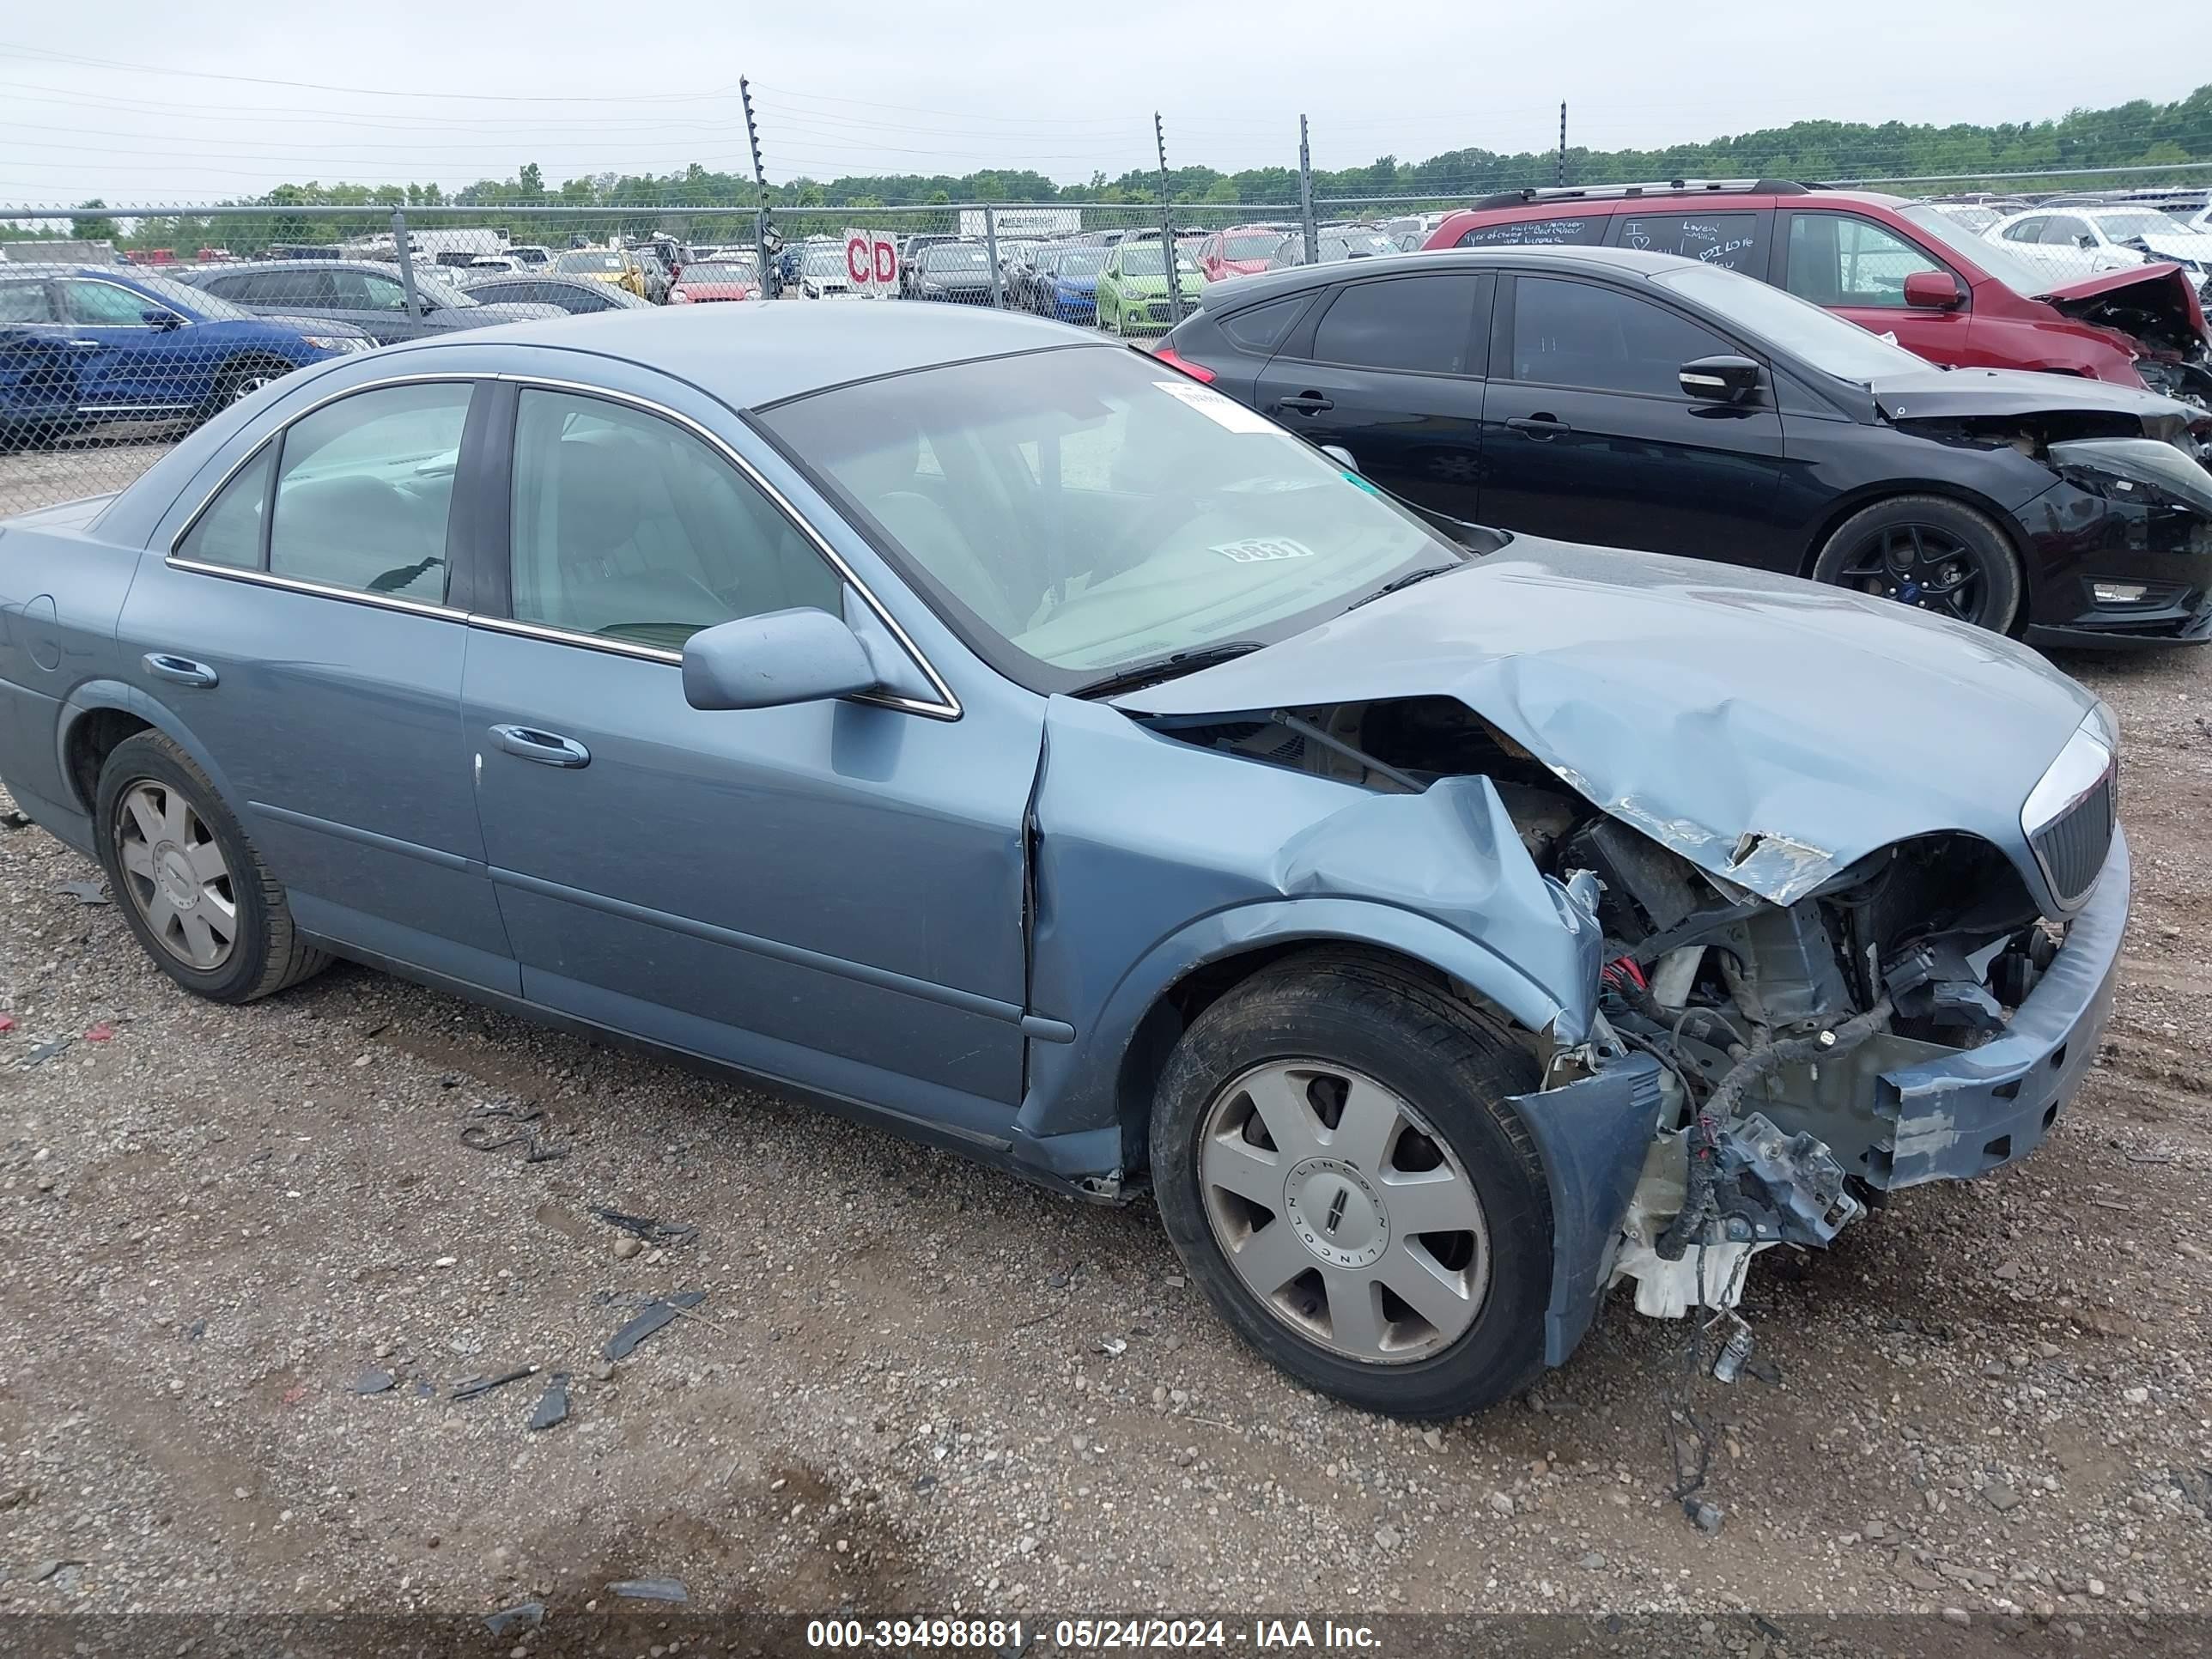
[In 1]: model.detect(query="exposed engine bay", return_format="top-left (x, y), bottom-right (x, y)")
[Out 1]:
top-left (1160, 695), bottom-right (2071, 1319)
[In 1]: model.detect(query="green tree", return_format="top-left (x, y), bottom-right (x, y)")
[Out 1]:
top-left (72, 199), bottom-right (118, 240)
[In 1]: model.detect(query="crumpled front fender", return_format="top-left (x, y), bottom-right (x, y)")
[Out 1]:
top-left (1510, 1053), bottom-right (1667, 1365)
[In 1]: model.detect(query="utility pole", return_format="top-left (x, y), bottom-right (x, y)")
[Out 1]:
top-left (741, 78), bottom-right (771, 297)
top-left (1298, 114), bottom-right (1319, 267)
top-left (1557, 101), bottom-right (1567, 187)
top-left (1156, 112), bottom-right (1184, 326)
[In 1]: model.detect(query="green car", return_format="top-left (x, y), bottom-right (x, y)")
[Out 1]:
top-left (1097, 240), bottom-right (1206, 336)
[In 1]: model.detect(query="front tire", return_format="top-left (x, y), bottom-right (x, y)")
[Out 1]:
top-left (1810, 495), bottom-right (2024, 634)
top-left (203, 360), bottom-right (286, 421)
top-left (94, 732), bottom-right (329, 1004)
top-left (1151, 952), bottom-right (1553, 1419)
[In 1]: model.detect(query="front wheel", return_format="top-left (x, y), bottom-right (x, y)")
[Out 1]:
top-left (1099, 297), bottom-right (1119, 336)
top-left (94, 732), bottom-right (329, 1003)
top-left (204, 361), bottom-right (284, 419)
top-left (1811, 495), bottom-right (2024, 634)
top-left (1151, 953), bottom-right (1553, 1419)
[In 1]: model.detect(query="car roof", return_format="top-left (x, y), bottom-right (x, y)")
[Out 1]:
top-left (1443, 186), bottom-right (1910, 224)
top-left (177, 258), bottom-right (409, 276)
top-left (368, 296), bottom-right (1104, 408)
top-left (1192, 244), bottom-right (1710, 309)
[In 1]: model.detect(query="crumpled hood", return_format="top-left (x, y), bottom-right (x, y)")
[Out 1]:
top-left (1866, 362), bottom-right (2200, 428)
top-left (1116, 538), bottom-right (2099, 907)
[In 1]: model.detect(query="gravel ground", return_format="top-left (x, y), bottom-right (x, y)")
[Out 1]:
top-left (0, 466), bottom-right (2208, 1632)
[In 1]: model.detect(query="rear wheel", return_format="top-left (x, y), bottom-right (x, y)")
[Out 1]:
top-left (1811, 495), bottom-right (2024, 634)
top-left (1151, 953), bottom-right (1553, 1419)
top-left (94, 732), bottom-right (329, 1003)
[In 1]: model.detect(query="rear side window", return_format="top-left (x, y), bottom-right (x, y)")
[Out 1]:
top-left (1510, 276), bottom-right (1728, 397)
top-left (1455, 216), bottom-right (1601, 248)
top-left (0, 282), bottom-right (55, 324)
top-left (1310, 275), bottom-right (1483, 374)
top-left (1218, 295), bottom-right (1310, 354)
top-left (175, 447), bottom-right (276, 569)
top-left (1616, 212), bottom-right (1762, 272)
top-left (267, 381), bottom-right (472, 600)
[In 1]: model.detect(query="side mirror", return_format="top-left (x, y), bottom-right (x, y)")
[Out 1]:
top-left (2076, 234), bottom-right (2098, 251)
top-left (682, 608), bottom-right (880, 712)
top-left (1902, 270), bottom-right (1966, 310)
top-left (1679, 354), bottom-right (1763, 404)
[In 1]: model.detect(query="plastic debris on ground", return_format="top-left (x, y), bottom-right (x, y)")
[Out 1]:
top-left (602, 1291), bottom-right (707, 1360)
top-left (528, 1372), bottom-right (569, 1431)
top-left (608, 1577), bottom-right (689, 1602)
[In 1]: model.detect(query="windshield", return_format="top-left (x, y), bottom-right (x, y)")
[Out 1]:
top-left (1057, 252), bottom-right (1103, 277)
top-left (759, 346), bottom-right (1461, 690)
top-left (1932, 204), bottom-right (1997, 232)
top-left (1120, 245), bottom-right (1200, 276)
top-left (803, 248), bottom-right (845, 276)
top-left (410, 270), bottom-right (476, 308)
top-left (1224, 233), bottom-right (1281, 259)
top-left (1898, 204), bottom-right (2060, 295)
top-left (2093, 210), bottom-right (2193, 240)
top-left (556, 250), bottom-right (627, 275)
top-left (680, 264), bottom-right (750, 284)
top-left (1650, 263), bottom-right (1928, 385)
top-left (923, 244), bottom-right (992, 271)
top-left (1322, 232), bottom-right (1399, 260)
top-left (137, 271), bottom-right (250, 319)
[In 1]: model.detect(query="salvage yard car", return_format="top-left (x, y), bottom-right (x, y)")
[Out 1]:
top-left (1157, 246), bottom-right (2212, 645)
top-left (1425, 180), bottom-right (2212, 405)
top-left (0, 304), bottom-right (2127, 1417)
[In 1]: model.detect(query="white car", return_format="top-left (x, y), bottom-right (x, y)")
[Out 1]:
top-left (1984, 204), bottom-right (2212, 283)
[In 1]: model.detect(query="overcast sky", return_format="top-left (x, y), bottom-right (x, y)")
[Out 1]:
top-left (3, 3), bottom-right (2203, 206)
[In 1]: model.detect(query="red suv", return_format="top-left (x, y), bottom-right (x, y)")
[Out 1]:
top-left (1424, 181), bottom-right (2212, 404)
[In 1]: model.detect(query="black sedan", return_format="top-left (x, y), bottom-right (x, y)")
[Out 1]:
top-left (459, 273), bottom-right (653, 314)
top-left (1158, 246), bottom-right (2212, 646)
top-left (909, 241), bottom-right (1000, 306)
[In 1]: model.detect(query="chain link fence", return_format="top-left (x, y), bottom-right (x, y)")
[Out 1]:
top-left (10, 159), bottom-right (2212, 517)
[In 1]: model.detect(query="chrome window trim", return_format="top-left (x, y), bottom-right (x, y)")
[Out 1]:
top-left (167, 557), bottom-right (467, 621)
top-left (494, 374), bottom-right (963, 720)
top-left (162, 368), bottom-right (963, 720)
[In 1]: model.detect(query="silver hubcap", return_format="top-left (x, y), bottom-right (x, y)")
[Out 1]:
top-left (1197, 1060), bottom-right (1489, 1365)
top-left (230, 374), bottom-right (274, 403)
top-left (116, 781), bottom-right (236, 970)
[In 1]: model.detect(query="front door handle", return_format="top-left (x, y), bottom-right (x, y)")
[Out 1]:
top-left (489, 725), bottom-right (590, 769)
top-left (1277, 392), bottom-right (1334, 415)
top-left (1505, 414), bottom-right (1571, 439)
top-left (143, 653), bottom-right (218, 688)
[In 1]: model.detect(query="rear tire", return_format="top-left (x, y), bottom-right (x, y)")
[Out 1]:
top-left (94, 732), bottom-right (329, 1004)
top-left (1151, 952), bottom-right (1553, 1419)
top-left (1810, 494), bottom-right (2024, 635)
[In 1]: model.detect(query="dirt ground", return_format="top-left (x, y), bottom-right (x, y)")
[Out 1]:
top-left (0, 441), bottom-right (2208, 1638)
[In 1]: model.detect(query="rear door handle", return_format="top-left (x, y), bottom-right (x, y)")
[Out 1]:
top-left (143, 653), bottom-right (218, 688)
top-left (1277, 392), bottom-right (1334, 415)
top-left (1505, 414), bottom-right (1571, 439)
top-left (489, 725), bottom-right (590, 769)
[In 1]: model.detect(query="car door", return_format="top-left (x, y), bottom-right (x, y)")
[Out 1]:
top-left (53, 276), bottom-right (210, 415)
top-left (1778, 211), bottom-right (1972, 368)
top-left (1252, 271), bottom-right (1491, 520)
top-left (1480, 272), bottom-right (1787, 561)
top-left (2039, 214), bottom-right (2110, 280)
top-left (460, 375), bottom-right (1036, 1134)
top-left (0, 276), bottom-right (79, 430)
top-left (123, 375), bottom-right (515, 989)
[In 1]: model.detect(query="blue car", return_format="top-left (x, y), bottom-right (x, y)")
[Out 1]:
top-left (0, 264), bottom-right (370, 444)
top-left (0, 304), bottom-right (2125, 1416)
top-left (1017, 243), bottom-right (1100, 324)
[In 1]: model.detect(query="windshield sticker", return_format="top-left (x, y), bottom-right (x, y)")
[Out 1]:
top-left (1342, 471), bottom-right (1382, 495)
top-left (1212, 538), bottom-right (1318, 564)
top-left (1154, 380), bottom-right (1277, 434)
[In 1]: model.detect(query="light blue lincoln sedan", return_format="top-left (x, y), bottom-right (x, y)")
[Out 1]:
top-left (0, 303), bottom-right (2126, 1416)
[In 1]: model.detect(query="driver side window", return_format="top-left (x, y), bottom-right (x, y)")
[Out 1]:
top-left (508, 388), bottom-right (842, 653)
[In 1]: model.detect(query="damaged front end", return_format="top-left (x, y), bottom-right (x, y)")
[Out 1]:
top-left (1136, 685), bottom-right (2128, 1365)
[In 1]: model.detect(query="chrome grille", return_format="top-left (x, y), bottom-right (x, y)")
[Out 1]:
top-left (2031, 769), bottom-right (2116, 905)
